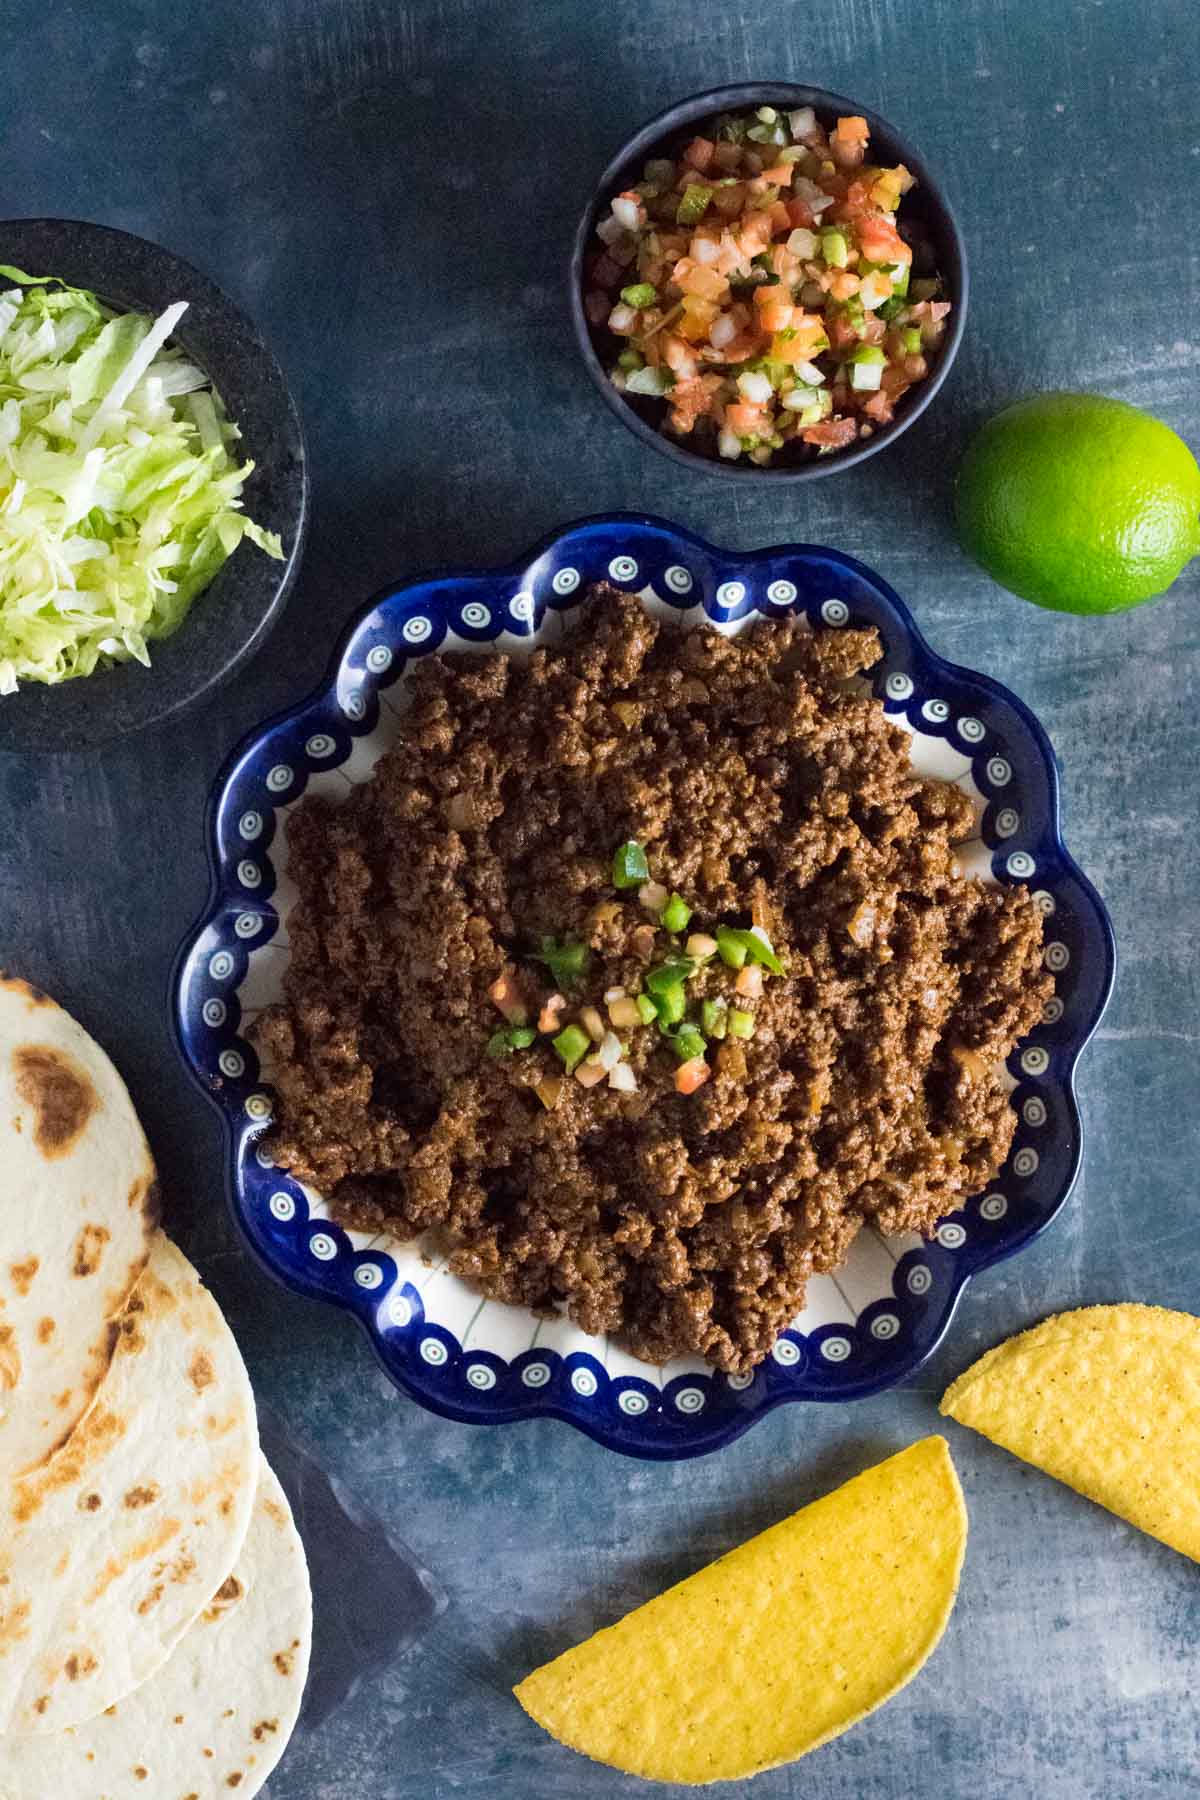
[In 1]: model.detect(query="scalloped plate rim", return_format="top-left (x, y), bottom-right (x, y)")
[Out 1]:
top-left (171, 510), bottom-right (1116, 1460)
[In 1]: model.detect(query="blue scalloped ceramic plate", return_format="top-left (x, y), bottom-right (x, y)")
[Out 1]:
top-left (173, 514), bottom-right (1115, 1460)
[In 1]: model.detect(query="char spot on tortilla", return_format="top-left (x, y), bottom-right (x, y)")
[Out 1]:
top-left (129, 1171), bottom-right (161, 1223)
top-left (13, 1404), bottom-right (125, 1520)
top-left (64, 1649), bottom-right (99, 1681)
top-left (174, 1713), bottom-right (185, 1724)
top-left (36, 1316), bottom-right (55, 1344)
top-left (0, 1324), bottom-right (21, 1392)
top-left (136, 1583), bottom-right (163, 1616)
top-left (72, 1222), bottom-right (111, 1279)
top-left (78, 1491), bottom-right (103, 1512)
top-left (226, 1776), bottom-right (244, 1789)
top-left (13, 1045), bottom-right (97, 1158)
top-left (0, 1599), bottom-right (32, 1655)
top-left (88, 1516), bottom-right (181, 1603)
top-left (263, 1497), bottom-right (288, 1529)
top-left (188, 1350), bottom-right (215, 1392)
top-left (133, 1769), bottom-right (148, 1781)
top-left (123, 1483), bottom-right (161, 1509)
top-left (203, 1573), bottom-right (244, 1621)
top-left (273, 1639), bottom-right (300, 1678)
top-left (252, 1718), bottom-right (280, 1741)
top-left (9, 1257), bottom-right (38, 1297)
top-left (32, 1695), bottom-right (49, 1715)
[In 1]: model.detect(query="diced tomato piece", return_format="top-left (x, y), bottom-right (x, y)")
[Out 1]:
top-left (723, 402), bottom-right (769, 435)
top-left (669, 373), bottom-right (723, 434)
top-left (712, 139), bottom-right (742, 173)
top-left (675, 1057), bottom-right (711, 1095)
top-left (672, 257), bottom-right (728, 301)
top-left (828, 270), bottom-right (860, 301)
top-left (737, 212), bottom-right (774, 257)
top-left (757, 294), bottom-right (795, 333)
top-left (760, 162), bottom-right (796, 185)
top-left (803, 415), bottom-right (858, 448)
top-left (786, 197), bottom-right (816, 229)
top-left (862, 389), bottom-right (894, 422)
top-left (684, 136), bottom-right (716, 173)
top-left (676, 294), bottom-right (720, 341)
top-left (855, 214), bottom-right (911, 265)
top-left (860, 314), bottom-right (887, 345)
top-left (767, 199), bottom-right (793, 234)
top-left (489, 970), bottom-right (527, 1026)
top-left (831, 115), bottom-right (870, 168)
top-left (584, 289), bottom-right (609, 325)
top-left (827, 312), bottom-right (860, 351)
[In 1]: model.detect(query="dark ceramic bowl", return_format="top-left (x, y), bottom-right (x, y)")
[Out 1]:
top-left (569, 83), bottom-right (968, 483)
top-left (0, 219), bottom-right (307, 755)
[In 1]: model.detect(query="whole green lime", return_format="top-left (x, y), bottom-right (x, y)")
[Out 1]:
top-left (955, 393), bottom-right (1200, 614)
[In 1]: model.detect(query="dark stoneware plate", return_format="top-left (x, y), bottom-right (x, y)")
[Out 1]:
top-left (0, 219), bottom-right (307, 754)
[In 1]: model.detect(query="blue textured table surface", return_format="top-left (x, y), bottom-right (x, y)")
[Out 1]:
top-left (3, 2), bottom-right (1198, 1795)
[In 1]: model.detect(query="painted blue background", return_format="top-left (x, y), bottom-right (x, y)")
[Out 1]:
top-left (2, 1), bottom-right (1198, 1794)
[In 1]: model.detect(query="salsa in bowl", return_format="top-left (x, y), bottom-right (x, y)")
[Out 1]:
top-left (571, 85), bottom-right (967, 480)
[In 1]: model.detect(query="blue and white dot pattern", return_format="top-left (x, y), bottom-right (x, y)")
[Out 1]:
top-left (174, 518), bottom-right (1114, 1458)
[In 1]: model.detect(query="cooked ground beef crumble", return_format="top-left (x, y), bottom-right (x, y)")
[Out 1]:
top-left (254, 588), bottom-right (1051, 1373)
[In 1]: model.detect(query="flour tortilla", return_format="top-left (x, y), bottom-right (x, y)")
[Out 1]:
top-left (0, 1232), bottom-right (258, 1735)
top-left (0, 975), bottom-right (158, 1483)
top-left (0, 1454), bottom-right (311, 1797)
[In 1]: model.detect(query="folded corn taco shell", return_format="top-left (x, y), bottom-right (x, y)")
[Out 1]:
top-left (0, 1232), bottom-right (258, 1734)
top-left (0, 976), bottom-right (159, 1483)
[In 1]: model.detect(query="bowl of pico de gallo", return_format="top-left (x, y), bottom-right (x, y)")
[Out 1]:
top-left (571, 83), bottom-right (967, 481)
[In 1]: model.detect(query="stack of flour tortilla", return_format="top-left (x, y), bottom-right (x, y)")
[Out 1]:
top-left (0, 976), bottom-right (312, 1797)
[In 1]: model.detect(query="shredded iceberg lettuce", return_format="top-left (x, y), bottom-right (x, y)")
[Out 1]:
top-left (0, 266), bottom-right (284, 694)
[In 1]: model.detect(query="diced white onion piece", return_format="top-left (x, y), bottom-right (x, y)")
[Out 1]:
top-left (608, 303), bottom-right (637, 334)
top-left (597, 1031), bottom-right (623, 1072)
top-left (575, 1057), bottom-right (608, 1089)
top-left (692, 235), bottom-right (722, 265)
top-left (782, 386), bottom-right (817, 411)
top-left (685, 932), bottom-right (718, 960)
top-left (787, 228), bottom-right (819, 259)
top-left (788, 107), bottom-right (817, 138)
top-left (737, 370), bottom-right (772, 405)
top-left (611, 195), bottom-right (642, 231)
top-left (596, 213), bottom-right (625, 246)
top-left (736, 963), bottom-right (764, 999)
top-left (794, 360), bottom-right (825, 386)
top-left (608, 1061), bottom-right (637, 1093)
top-left (604, 985), bottom-right (626, 1004)
top-left (718, 427), bottom-right (742, 459)
top-left (638, 880), bottom-right (669, 914)
top-left (709, 312), bottom-right (737, 349)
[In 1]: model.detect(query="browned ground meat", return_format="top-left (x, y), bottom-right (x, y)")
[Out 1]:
top-left (254, 588), bottom-right (1052, 1373)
